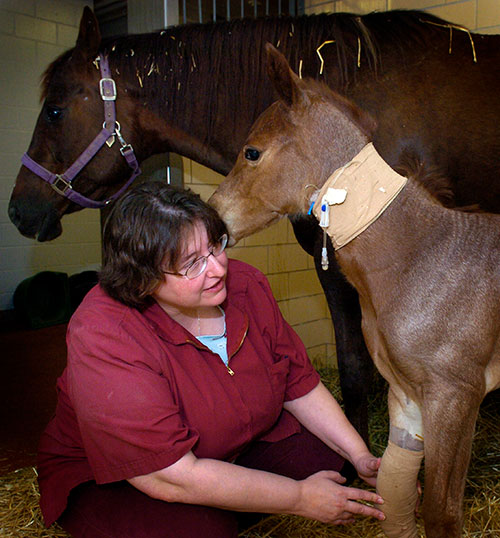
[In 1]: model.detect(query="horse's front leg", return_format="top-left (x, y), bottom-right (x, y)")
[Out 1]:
top-left (420, 383), bottom-right (482, 538)
top-left (376, 386), bottom-right (424, 538)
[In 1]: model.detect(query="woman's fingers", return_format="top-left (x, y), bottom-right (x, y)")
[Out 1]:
top-left (320, 470), bottom-right (346, 483)
top-left (340, 486), bottom-right (385, 520)
top-left (332, 517), bottom-right (355, 525)
top-left (299, 470), bottom-right (385, 524)
top-left (345, 486), bottom-right (383, 505)
top-left (345, 498), bottom-right (386, 520)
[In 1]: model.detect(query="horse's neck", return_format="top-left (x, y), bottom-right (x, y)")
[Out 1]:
top-left (104, 12), bottom-right (451, 174)
top-left (313, 143), bottom-right (405, 248)
top-left (105, 21), bottom-right (297, 172)
top-left (105, 14), bottom-right (376, 174)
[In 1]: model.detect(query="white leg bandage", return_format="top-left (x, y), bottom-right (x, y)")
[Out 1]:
top-left (376, 440), bottom-right (424, 538)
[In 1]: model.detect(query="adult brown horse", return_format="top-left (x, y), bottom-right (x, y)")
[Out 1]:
top-left (8, 7), bottom-right (500, 445)
top-left (209, 44), bottom-right (500, 538)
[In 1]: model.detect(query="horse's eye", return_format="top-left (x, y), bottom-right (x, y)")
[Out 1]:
top-left (45, 105), bottom-right (63, 123)
top-left (244, 147), bottom-right (261, 162)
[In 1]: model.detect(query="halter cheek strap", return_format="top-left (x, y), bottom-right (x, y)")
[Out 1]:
top-left (21, 54), bottom-right (141, 209)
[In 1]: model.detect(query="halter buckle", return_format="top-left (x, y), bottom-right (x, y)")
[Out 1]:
top-left (100, 77), bottom-right (117, 101)
top-left (51, 175), bottom-right (73, 196)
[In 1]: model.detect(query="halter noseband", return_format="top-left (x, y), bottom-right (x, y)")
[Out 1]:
top-left (21, 54), bottom-right (141, 209)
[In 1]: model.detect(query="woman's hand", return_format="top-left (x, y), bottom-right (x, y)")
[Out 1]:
top-left (352, 452), bottom-right (381, 487)
top-left (294, 470), bottom-right (385, 525)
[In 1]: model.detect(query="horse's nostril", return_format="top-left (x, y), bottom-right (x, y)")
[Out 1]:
top-left (8, 202), bottom-right (20, 226)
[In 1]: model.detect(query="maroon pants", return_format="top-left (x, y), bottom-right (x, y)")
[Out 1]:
top-left (58, 427), bottom-right (354, 538)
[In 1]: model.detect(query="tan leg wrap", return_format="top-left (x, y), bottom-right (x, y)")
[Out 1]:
top-left (376, 440), bottom-right (424, 538)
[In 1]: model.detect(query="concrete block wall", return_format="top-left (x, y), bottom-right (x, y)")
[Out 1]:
top-left (0, 0), bottom-right (101, 312)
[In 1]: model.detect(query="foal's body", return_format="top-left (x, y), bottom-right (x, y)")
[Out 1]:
top-left (342, 178), bottom-right (500, 398)
top-left (339, 177), bottom-right (500, 536)
top-left (209, 46), bottom-right (500, 537)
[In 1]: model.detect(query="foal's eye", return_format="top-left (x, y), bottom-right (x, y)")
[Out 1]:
top-left (45, 105), bottom-right (64, 123)
top-left (244, 147), bottom-right (261, 162)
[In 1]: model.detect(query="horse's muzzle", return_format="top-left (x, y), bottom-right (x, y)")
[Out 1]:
top-left (8, 197), bottom-right (63, 241)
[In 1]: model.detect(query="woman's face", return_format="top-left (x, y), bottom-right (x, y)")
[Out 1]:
top-left (152, 222), bottom-right (228, 317)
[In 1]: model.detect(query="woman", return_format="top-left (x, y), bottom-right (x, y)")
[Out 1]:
top-left (38, 182), bottom-right (385, 537)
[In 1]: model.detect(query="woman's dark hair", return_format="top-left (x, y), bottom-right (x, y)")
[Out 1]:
top-left (99, 181), bottom-right (228, 309)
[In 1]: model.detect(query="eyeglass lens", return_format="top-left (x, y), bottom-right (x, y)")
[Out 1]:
top-left (185, 234), bottom-right (227, 279)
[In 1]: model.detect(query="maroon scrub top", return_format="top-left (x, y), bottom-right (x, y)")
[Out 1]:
top-left (38, 260), bottom-right (320, 526)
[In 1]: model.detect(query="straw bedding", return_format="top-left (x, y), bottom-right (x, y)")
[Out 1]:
top-left (1, 368), bottom-right (498, 537)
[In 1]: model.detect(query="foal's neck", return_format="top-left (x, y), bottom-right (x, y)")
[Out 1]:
top-left (340, 174), bottom-right (446, 268)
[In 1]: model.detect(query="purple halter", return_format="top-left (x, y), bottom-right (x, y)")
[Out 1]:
top-left (21, 54), bottom-right (141, 209)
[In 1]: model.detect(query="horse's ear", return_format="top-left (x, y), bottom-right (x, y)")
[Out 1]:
top-left (265, 43), bottom-right (308, 108)
top-left (74, 6), bottom-right (101, 61)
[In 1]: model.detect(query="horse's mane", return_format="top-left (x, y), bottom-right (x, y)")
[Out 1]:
top-left (394, 150), bottom-right (456, 207)
top-left (101, 11), bottom-right (447, 89)
top-left (42, 9), bottom-right (451, 95)
top-left (41, 10), bottom-right (455, 146)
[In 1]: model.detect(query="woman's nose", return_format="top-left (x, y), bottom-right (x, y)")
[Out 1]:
top-left (206, 252), bottom-right (227, 276)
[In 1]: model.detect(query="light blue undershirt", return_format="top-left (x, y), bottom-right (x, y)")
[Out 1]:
top-left (196, 308), bottom-right (228, 365)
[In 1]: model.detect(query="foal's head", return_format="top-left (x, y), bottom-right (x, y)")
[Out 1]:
top-left (210, 44), bottom-right (376, 243)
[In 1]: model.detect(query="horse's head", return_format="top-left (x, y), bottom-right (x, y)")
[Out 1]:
top-left (209, 44), bottom-right (376, 244)
top-left (8, 7), bottom-right (142, 241)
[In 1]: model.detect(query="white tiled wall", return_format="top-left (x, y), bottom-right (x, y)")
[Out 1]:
top-left (0, 0), bottom-right (498, 365)
top-left (0, 0), bottom-right (100, 312)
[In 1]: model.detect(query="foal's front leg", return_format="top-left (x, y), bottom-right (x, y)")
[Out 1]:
top-left (376, 387), bottom-right (424, 538)
top-left (421, 383), bottom-right (482, 538)
top-left (313, 232), bottom-right (373, 446)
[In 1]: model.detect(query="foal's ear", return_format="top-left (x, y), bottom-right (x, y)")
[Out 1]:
top-left (74, 6), bottom-right (101, 62)
top-left (265, 43), bottom-right (308, 108)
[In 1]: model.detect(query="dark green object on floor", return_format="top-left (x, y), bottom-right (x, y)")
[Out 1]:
top-left (13, 270), bottom-right (98, 329)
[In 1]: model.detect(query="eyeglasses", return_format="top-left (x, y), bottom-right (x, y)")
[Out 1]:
top-left (163, 234), bottom-right (228, 280)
